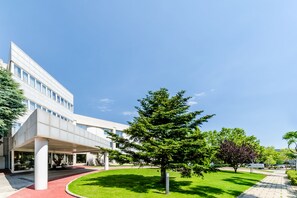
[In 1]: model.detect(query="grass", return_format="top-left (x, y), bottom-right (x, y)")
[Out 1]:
top-left (68, 168), bottom-right (265, 198)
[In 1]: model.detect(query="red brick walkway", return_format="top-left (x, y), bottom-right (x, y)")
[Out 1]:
top-left (9, 168), bottom-right (101, 198)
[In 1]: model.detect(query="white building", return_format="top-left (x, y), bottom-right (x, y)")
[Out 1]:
top-left (0, 42), bottom-right (129, 190)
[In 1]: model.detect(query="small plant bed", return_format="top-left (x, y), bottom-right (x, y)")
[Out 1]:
top-left (287, 170), bottom-right (297, 185)
top-left (68, 168), bottom-right (265, 198)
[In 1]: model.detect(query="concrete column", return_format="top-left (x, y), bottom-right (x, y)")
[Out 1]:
top-left (50, 152), bottom-right (53, 168)
top-left (11, 150), bottom-right (14, 172)
top-left (104, 152), bottom-right (109, 170)
top-left (112, 128), bottom-right (116, 150)
top-left (34, 137), bottom-right (48, 190)
top-left (73, 153), bottom-right (76, 165)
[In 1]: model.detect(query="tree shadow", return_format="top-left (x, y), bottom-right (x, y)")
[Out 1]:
top-left (223, 176), bottom-right (260, 186)
top-left (81, 174), bottom-right (228, 197)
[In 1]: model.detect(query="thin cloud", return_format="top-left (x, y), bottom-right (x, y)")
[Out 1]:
top-left (195, 92), bottom-right (206, 97)
top-left (188, 101), bottom-right (198, 106)
top-left (122, 111), bottom-right (138, 116)
top-left (97, 98), bottom-right (114, 112)
top-left (99, 98), bottom-right (114, 103)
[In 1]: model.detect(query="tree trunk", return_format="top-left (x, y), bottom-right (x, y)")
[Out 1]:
top-left (160, 166), bottom-right (166, 184)
top-left (234, 165), bottom-right (238, 173)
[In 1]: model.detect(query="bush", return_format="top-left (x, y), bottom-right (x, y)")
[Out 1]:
top-left (286, 170), bottom-right (297, 185)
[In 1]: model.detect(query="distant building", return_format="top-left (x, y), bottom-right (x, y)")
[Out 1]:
top-left (0, 42), bottom-right (129, 190)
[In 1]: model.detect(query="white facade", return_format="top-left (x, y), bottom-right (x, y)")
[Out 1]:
top-left (0, 42), bottom-right (129, 189)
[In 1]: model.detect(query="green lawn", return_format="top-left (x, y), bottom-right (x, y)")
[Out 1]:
top-left (68, 168), bottom-right (265, 198)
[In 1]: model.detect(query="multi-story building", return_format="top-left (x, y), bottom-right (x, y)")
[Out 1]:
top-left (0, 42), bottom-right (129, 190)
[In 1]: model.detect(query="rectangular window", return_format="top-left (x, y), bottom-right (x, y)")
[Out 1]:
top-left (36, 104), bottom-right (41, 109)
top-left (30, 76), bottom-right (35, 88)
top-left (57, 95), bottom-right (61, 103)
top-left (104, 129), bottom-right (112, 135)
top-left (22, 100), bottom-right (28, 109)
top-left (36, 80), bottom-right (41, 92)
top-left (29, 101), bottom-right (35, 110)
top-left (52, 92), bottom-right (56, 101)
top-left (61, 98), bottom-right (64, 105)
top-left (14, 65), bottom-right (21, 78)
top-left (52, 112), bottom-right (57, 116)
top-left (41, 107), bottom-right (47, 112)
top-left (47, 109), bottom-right (52, 114)
top-left (22, 71), bottom-right (28, 83)
top-left (47, 89), bottom-right (52, 98)
top-left (41, 85), bottom-right (46, 94)
top-left (116, 130), bottom-right (123, 137)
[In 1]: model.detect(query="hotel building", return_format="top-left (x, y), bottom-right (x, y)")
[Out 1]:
top-left (0, 42), bottom-right (129, 190)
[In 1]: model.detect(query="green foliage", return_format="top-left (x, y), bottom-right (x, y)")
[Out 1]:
top-left (283, 131), bottom-right (297, 154)
top-left (286, 170), bottom-right (297, 185)
top-left (99, 88), bottom-right (215, 182)
top-left (0, 68), bottom-right (26, 137)
top-left (204, 128), bottom-right (262, 167)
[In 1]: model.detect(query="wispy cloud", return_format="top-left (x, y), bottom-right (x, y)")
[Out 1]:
top-left (122, 111), bottom-right (138, 116)
top-left (195, 92), bottom-right (206, 97)
top-left (97, 98), bottom-right (114, 112)
top-left (187, 101), bottom-right (198, 106)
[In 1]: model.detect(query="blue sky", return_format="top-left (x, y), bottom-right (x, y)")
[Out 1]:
top-left (1, 1), bottom-right (297, 148)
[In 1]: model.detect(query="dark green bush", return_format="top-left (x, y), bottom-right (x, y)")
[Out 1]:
top-left (286, 170), bottom-right (297, 185)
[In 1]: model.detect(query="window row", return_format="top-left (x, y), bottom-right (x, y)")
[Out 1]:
top-left (23, 99), bottom-right (70, 122)
top-left (14, 64), bottom-right (74, 111)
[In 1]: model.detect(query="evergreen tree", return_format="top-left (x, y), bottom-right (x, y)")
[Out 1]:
top-left (100, 88), bottom-right (215, 183)
top-left (0, 68), bottom-right (26, 138)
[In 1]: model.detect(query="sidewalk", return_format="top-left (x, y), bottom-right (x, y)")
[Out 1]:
top-left (237, 169), bottom-right (297, 198)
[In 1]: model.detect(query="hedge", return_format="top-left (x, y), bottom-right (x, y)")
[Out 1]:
top-left (286, 170), bottom-right (297, 185)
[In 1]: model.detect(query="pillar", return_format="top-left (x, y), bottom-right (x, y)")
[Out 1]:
top-left (73, 153), bottom-right (76, 165)
top-left (50, 152), bottom-right (53, 168)
top-left (34, 137), bottom-right (48, 190)
top-left (104, 152), bottom-right (109, 170)
top-left (11, 150), bottom-right (14, 172)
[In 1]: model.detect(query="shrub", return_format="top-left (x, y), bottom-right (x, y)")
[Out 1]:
top-left (286, 170), bottom-right (297, 185)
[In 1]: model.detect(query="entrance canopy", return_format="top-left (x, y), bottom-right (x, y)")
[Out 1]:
top-left (13, 109), bottom-right (111, 153)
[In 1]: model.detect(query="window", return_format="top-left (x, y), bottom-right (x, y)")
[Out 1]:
top-left (29, 101), bottom-right (35, 110)
top-left (116, 130), bottom-right (123, 137)
top-left (52, 112), bottom-right (57, 116)
top-left (22, 71), bottom-right (28, 83)
top-left (36, 104), bottom-right (41, 109)
top-left (47, 89), bottom-right (52, 98)
top-left (30, 76), bottom-right (35, 88)
top-left (23, 100), bottom-right (28, 109)
top-left (47, 109), bottom-right (52, 114)
top-left (77, 124), bottom-right (87, 130)
top-left (52, 92), bottom-right (56, 101)
top-left (61, 98), bottom-right (64, 105)
top-left (41, 107), bottom-right (47, 112)
top-left (41, 85), bottom-right (46, 94)
top-left (36, 80), bottom-right (41, 92)
top-left (76, 154), bottom-right (86, 163)
top-left (57, 95), bottom-right (61, 103)
top-left (104, 129), bottom-right (112, 135)
top-left (14, 65), bottom-right (21, 78)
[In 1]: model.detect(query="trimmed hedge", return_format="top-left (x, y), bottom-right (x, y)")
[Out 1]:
top-left (286, 170), bottom-right (297, 185)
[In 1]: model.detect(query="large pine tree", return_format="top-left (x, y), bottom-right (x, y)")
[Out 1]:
top-left (101, 88), bottom-right (215, 183)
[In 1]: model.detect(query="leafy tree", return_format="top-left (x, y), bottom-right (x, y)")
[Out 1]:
top-left (283, 131), bottom-right (297, 155)
top-left (0, 68), bottom-right (26, 138)
top-left (264, 156), bottom-right (276, 168)
top-left (205, 128), bottom-right (262, 166)
top-left (217, 140), bottom-right (257, 172)
top-left (100, 88), bottom-right (215, 183)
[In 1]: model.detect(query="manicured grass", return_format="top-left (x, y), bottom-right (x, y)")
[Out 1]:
top-left (68, 168), bottom-right (265, 198)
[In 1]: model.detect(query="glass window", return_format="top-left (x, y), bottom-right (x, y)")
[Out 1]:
top-left (22, 100), bottom-right (28, 108)
top-left (52, 112), bottom-right (57, 116)
top-left (116, 130), bottom-right (123, 137)
top-left (41, 85), bottom-right (46, 94)
top-left (30, 76), bottom-right (35, 88)
top-left (22, 71), bottom-right (28, 83)
top-left (36, 80), bottom-right (41, 92)
top-left (14, 65), bottom-right (21, 78)
top-left (47, 88), bottom-right (52, 98)
top-left (77, 124), bottom-right (87, 130)
top-left (36, 104), bottom-right (41, 109)
top-left (57, 95), bottom-right (61, 103)
top-left (29, 101), bottom-right (35, 110)
top-left (52, 92), bottom-right (56, 101)
top-left (61, 98), bottom-right (64, 105)
top-left (14, 151), bottom-right (34, 171)
top-left (76, 154), bottom-right (86, 163)
top-left (41, 107), bottom-right (47, 112)
top-left (104, 129), bottom-right (112, 135)
top-left (47, 109), bottom-right (52, 114)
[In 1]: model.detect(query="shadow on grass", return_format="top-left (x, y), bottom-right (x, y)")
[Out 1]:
top-left (223, 176), bottom-right (261, 186)
top-left (81, 174), bottom-right (235, 197)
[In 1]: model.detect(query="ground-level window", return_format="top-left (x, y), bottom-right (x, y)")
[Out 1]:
top-left (14, 151), bottom-right (34, 171)
top-left (76, 154), bottom-right (87, 163)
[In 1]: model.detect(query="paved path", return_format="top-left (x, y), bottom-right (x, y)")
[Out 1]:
top-left (238, 169), bottom-right (297, 198)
